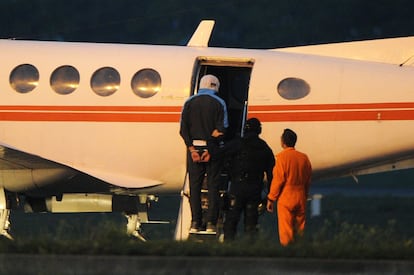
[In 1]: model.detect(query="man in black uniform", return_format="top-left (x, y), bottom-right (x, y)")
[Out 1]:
top-left (180, 74), bottom-right (228, 233)
top-left (223, 118), bottom-right (275, 241)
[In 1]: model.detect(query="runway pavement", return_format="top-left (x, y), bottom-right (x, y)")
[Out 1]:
top-left (1, 254), bottom-right (413, 275)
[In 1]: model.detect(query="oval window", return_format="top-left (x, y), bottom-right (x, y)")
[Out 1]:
top-left (91, 67), bottom-right (120, 96)
top-left (277, 77), bottom-right (310, 100)
top-left (50, 65), bottom-right (80, 95)
top-left (9, 64), bottom-right (39, 93)
top-left (131, 69), bottom-right (161, 98)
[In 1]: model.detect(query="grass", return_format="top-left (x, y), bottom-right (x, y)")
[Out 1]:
top-left (1, 192), bottom-right (414, 259)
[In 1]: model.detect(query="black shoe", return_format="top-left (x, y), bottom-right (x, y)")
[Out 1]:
top-left (206, 222), bottom-right (216, 233)
top-left (189, 222), bottom-right (200, 233)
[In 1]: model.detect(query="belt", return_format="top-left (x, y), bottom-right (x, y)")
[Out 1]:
top-left (193, 140), bottom-right (207, 146)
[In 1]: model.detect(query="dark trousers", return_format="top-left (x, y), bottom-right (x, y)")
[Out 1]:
top-left (187, 153), bottom-right (223, 226)
top-left (224, 182), bottom-right (261, 240)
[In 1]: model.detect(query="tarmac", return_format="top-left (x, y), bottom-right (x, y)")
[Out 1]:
top-left (0, 254), bottom-right (413, 275)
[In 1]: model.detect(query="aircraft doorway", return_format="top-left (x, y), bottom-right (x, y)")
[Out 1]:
top-left (191, 57), bottom-right (254, 139)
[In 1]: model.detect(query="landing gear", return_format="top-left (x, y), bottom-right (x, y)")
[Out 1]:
top-left (0, 188), bottom-right (12, 240)
top-left (125, 194), bottom-right (166, 241)
top-left (21, 193), bottom-right (164, 241)
top-left (125, 213), bottom-right (146, 241)
top-left (124, 194), bottom-right (149, 241)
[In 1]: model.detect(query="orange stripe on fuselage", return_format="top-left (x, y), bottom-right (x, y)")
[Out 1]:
top-left (0, 103), bottom-right (413, 122)
top-left (249, 102), bottom-right (414, 122)
top-left (0, 105), bottom-right (182, 122)
top-left (249, 102), bottom-right (414, 111)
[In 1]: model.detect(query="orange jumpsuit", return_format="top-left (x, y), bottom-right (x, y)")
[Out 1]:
top-left (268, 147), bottom-right (312, 246)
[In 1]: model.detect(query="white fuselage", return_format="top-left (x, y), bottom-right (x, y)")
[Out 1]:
top-left (0, 39), bottom-right (413, 193)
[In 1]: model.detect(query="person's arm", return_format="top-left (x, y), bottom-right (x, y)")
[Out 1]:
top-left (263, 146), bottom-right (275, 194)
top-left (180, 102), bottom-right (201, 162)
top-left (214, 108), bottom-right (226, 134)
top-left (179, 103), bottom-right (192, 147)
top-left (305, 157), bottom-right (312, 197)
top-left (211, 94), bottom-right (228, 130)
top-left (267, 154), bottom-right (286, 212)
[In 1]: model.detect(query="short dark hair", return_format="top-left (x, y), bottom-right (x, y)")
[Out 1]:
top-left (282, 128), bottom-right (297, 147)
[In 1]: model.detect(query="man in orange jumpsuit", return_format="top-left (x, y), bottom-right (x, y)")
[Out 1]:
top-left (267, 128), bottom-right (312, 246)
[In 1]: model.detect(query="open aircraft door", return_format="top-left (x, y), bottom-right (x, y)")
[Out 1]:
top-left (175, 57), bottom-right (254, 241)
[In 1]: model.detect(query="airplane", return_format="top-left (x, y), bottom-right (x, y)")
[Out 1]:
top-left (0, 20), bottom-right (413, 241)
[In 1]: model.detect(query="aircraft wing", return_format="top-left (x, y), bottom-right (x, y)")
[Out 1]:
top-left (313, 151), bottom-right (414, 183)
top-left (275, 36), bottom-right (414, 66)
top-left (0, 144), bottom-right (161, 196)
top-left (0, 145), bottom-right (77, 193)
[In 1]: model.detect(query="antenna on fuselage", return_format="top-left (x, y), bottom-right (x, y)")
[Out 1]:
top-left (187, 20), bottom-right (215, 47)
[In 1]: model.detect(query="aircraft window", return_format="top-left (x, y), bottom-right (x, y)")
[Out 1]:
top-left (277, 77), bottom-right (310, 100)
top-left (131, 68), bottom-right (161, 98)
top-left (50, 65), bottom-right (80, 95)
top-left (9, 64), bottom-right (39, 93)
top-left (91, 67), bottom-right (120, 96)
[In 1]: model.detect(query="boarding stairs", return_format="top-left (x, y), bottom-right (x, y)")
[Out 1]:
top-left (174, 172), bottom-right (228, 242)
